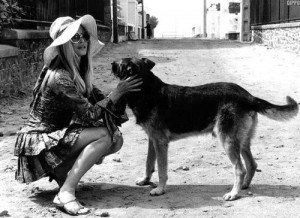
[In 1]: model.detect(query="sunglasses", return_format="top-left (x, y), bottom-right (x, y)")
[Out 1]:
top-left (70, 32), bottom-right (90, 43)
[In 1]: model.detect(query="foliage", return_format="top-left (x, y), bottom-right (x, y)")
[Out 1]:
top-left (0, 0), bottom-right (25, 32)
top-left (149, 16), bottom-right (158, 29)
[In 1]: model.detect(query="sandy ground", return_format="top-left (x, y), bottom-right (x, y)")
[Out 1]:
top-left (1, 39), bottom-right (300, 218)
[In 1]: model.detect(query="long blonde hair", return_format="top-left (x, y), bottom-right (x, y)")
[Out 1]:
top-left (46, 40), bottom-right (94, 97)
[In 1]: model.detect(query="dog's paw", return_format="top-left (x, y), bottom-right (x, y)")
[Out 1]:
top-left (135, 177), bottom-right (151, 186)
top-left (223, 192), bottom-right (239, 201)
top-left (150, 187), bottom-right (165, 196)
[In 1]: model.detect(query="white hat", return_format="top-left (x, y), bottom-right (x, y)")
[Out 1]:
top-left (43, 14), bottom-right (104, 66)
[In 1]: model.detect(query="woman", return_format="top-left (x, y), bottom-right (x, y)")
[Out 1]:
top-left (14, 15), bottom-right (142, 215)
top-left (145, 21), bottom-right (152, 39)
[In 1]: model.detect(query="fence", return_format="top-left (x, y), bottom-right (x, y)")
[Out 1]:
top-left (16, 0), bottom-right (105, 29)
top-left (251, 0), bottom-right (300, 26)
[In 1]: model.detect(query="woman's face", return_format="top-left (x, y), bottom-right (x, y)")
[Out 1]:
top-left (71, 26), bottom-right (89, 57)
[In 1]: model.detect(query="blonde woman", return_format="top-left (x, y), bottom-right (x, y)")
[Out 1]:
top-left (14, 15), bottom-right (142, 215)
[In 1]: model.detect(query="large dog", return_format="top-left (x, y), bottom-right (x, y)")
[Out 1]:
top-left (111, 57), bottom-right (299, 201)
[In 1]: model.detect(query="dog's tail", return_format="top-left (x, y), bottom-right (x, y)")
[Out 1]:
top-left (253, 96), bottom-right (299, 121)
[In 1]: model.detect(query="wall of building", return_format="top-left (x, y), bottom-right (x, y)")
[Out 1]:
top-left (252, 22), bottom-right (300, 52)
top-left (115, 0), bottom-right (147, 40)
top-left (207, 8), bottom-right (221, 38)
top-left (206, 0), bottom-right (241, 40)
top-left (220, 1), bottom-right (241, 39)
top-left (128, 0), bottom-right (138, 33)
top-left (119, 0), bottom-right (129, 24)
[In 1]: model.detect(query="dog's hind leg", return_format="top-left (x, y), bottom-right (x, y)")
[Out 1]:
top-left (221, 137), bottom-right (246, 201)
top-left (136, 139), bottom-right (157, 186)
top-left (216, 105), bottom-right (247, 201)
top-left (149, 137), bottom-right (169, 196)
top-left (241, 113), bottom-right (258, 189)
top-left (241, 141), bottom-right (257, 189)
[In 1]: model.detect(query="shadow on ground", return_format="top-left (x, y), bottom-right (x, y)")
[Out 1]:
top-left (30, 183), bottom-right (300, 210)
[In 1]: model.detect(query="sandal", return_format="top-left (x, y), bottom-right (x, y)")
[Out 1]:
top-left (53, 194), bottom-right (90, 216)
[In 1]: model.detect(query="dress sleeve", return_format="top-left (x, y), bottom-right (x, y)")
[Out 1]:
top-left (52, 70), bottom-right (109, 123)
top-left (88, 85), bottom-right (106, 105)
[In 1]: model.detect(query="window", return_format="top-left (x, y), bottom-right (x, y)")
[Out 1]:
top-left (229, 2), bottom-right (240, 14)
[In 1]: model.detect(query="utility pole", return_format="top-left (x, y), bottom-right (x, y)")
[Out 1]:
top-left (113, 0), bottom-right (118, 43)
top-left (203, 0), bottom-right (207, 37)
top-left (141, 0), bottom-right (145, 39)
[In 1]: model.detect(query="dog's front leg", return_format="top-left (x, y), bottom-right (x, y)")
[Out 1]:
top-left (136, 139), bottom-right (156, 186)
top-left (149, 139), bottom-right (169, 196)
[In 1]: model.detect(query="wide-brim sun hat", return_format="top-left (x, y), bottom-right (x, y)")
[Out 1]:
top-left (44, 14), bottom-right (104, 66)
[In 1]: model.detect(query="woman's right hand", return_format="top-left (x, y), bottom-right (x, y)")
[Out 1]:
top-left (109, 75), bottom-right (143, 103)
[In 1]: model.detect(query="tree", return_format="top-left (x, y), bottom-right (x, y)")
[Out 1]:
top-left (149, 16), bottom-right (158, 29)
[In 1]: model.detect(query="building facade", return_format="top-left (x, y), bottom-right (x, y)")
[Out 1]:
top-left (117, 0), bottom-right (148, 41)
top-left (206, 0), bottom-right (241, 40)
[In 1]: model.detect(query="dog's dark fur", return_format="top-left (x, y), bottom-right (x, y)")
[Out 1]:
top-left (111, 57), bottom-right (299, 200)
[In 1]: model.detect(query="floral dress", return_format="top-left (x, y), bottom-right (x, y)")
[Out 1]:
top-left (14, 67), bottom-right (127, 184)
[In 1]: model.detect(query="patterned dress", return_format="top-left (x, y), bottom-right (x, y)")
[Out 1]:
top-left (14, 67), bottom-right (128, 184)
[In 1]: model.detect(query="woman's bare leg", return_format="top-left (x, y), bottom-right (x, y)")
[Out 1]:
top-left (53, 127), bottom-right (123, 213)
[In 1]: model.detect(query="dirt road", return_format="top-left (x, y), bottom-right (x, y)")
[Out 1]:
top-left (1, 39), bottom-right (300, 218)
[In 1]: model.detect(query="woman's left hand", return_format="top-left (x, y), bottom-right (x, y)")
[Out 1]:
top-left (109, 75), bottom-right (143, 103)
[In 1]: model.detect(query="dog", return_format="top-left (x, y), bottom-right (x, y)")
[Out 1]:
top-left (111, 57), bottom-right (299, 201)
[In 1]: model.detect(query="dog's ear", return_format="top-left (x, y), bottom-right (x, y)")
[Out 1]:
top-left (141, 58), bottom-right (155, 70)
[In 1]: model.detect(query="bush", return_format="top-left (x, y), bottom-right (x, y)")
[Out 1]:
top-left (0, 0), bottom-right (24, 33)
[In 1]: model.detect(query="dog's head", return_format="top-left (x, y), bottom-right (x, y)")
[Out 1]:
top-left (111, 57), bottom-right (155, 80)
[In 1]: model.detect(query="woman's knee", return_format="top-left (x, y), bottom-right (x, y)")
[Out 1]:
top-left (114, 135), bottom-right (124, 152)
top-left (73, 127), bottom-right (111, 153)
top-left (95, 128), bottom-right (112, 146)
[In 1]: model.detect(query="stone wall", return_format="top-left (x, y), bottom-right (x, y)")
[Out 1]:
top-left (252, 22), bottom-right (300, 52)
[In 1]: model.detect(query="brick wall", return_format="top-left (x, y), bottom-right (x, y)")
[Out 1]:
top-left (252, 22), bottom-right (300, 52)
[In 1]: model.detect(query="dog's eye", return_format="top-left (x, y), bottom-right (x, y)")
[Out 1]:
top-left (126, 65), bottom-right (132, 73)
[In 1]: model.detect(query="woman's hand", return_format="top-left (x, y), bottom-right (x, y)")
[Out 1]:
top-left (109, 75), bottom-right (143, 103)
